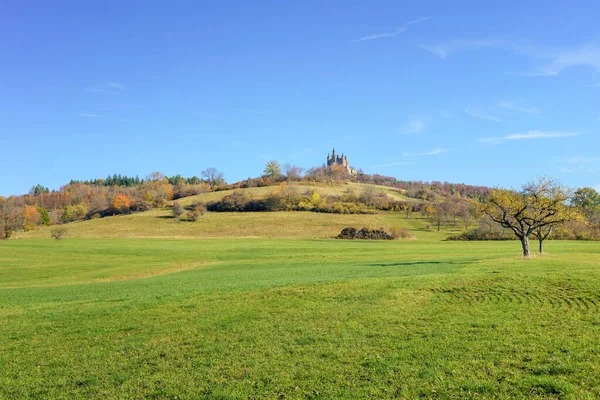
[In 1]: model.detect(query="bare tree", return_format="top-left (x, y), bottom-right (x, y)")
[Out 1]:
top-left (201, 168), bottom-right (225, 190)
top-left (283, 164), bottom-right (304, 181)
top-left (50, 226), bottom-right (68, 241)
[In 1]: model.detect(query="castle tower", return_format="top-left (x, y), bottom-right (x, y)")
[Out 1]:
top-left (326, 147), bottom-right (355, 174)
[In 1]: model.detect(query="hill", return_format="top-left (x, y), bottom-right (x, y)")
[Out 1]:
top-left (14, 182), bottom-right (420, 240)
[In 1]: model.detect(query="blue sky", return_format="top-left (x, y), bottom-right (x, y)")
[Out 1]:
top-left (1, 0), bottom-right (599, 196)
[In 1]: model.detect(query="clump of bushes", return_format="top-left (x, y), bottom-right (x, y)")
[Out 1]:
top-left (389, 226), bottom-right (416, 240)
top-left (186, 202), bottom-right (206, 221)
top-left (171, 202), bottom-right (185, 219)
top-left (446, 227), bottom-right (514, 241)
top-left (206, 188), bottom-right (377, 214)
top-left (337, 227), bottom-right (396, 240)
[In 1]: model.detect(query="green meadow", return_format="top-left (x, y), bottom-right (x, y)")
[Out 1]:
top-left (2, 205), bottom-right (600, 398)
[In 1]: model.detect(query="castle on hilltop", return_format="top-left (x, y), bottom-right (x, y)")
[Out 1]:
top-left (327, 148), bottom-right (357, 175)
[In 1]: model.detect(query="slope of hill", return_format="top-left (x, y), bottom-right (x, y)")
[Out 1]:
top-left (14, 183), bottom-right (420, 240)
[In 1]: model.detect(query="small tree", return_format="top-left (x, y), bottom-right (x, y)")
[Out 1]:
top-left (50, 226), bottom-right (67, 241)
top-left (426, 201), bottom-right (453, 231)
top-left (263, 160), bottom-right (281, 179)
top-left (532, 225), bottom-right (553, 254)
top-left (481, 177), bottom-right (580, 257)
top-left (38, 207), bottom-right (51, 226)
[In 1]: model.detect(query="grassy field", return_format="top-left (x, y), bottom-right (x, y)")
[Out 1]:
top-left (2, 202), bottom-right (600, 398)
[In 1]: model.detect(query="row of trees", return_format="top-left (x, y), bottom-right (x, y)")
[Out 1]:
top-left (1, 169), bottom-right (227, 238)
top-left (68, 169), bottom-right (227, 190)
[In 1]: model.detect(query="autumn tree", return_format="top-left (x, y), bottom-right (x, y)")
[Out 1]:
top-left (0, 198), bottom-right (23, 239)
top-left (456, 199), bottom-right (480, 231)
top-left (263, 160), bottom-right (281, 179)
top-left (572, 187), bottom-right (600, 240)
top-left (111, 194), bottom-right (131, 214)
top-left (425, 201), bottom-right (454, 231)
top-left (481, 177), bottom-right (580, 257)
top-left (201, 168), bottom-right (225, 189)
top-left (22, 205), bottom-right (41, 231)
top-left (572, 187), bottom-right (600, 209)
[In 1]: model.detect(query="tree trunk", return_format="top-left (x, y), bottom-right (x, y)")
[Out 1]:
top-left (539, 239), bottom-right (543, 254)
top-left (437, 221), bottom-right (441, 231)
top-left (521, 236), bottom-right (531, 257)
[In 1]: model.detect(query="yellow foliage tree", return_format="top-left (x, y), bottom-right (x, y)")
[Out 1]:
top-left (480, 177), bottom-right (582, 256)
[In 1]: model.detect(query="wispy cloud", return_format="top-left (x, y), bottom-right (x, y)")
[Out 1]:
top-left (421, 38), bottom-right (600, 77)
top-left (498, 101), bottom-right (540, 114)
top-left (78, 113), bottom-right (109, 119)
top-left (371, 161), bottom-right (415, 168)
top-left (355, 31), bottom-right (401, 42)
top-left (514, 70), bottom-right (559, 77)
top-left (419, 148), bottom-right (447, 156)
top-left (354, 16), bottom-right (430, 42)
top-left (562, 155), bottom-right (598, 163)
top-left (538, 44), bottom-right (600, 76)
top-left (421, 39), bottom-right (504, 60)
top-left (480, 130), bottom-right (578, 144)
top-left (88, 82), bottom-right (127, 95)
top-left (193, 111), bottom-right (221, 119)
top-left (401, 118), bottom-right (427, 134)
top-left (465, 108), bottom-right (502, 122)
top-left (401, 148), bottom-right (448, 157)
top-left (406, 16), bottom-right (431, 25)
top-left (558, 155), bottom-right (600, 174)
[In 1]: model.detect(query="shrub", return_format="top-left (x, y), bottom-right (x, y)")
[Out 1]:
top-left (207, 192), bottom-right (249, 212)
top-left (187, 202), bottom-right (206, 221)
top-left (172, 202), bottom-right (185, 219)
top-left (50, 226), bottom-right (67, 241)
top-left (446, 226), bottom-right (514, 241)
top-left (389, 226), bottom-right (416, 240)
top-left (337, 227), bottom-right (395, 240)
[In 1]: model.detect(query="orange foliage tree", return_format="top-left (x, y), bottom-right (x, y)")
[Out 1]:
top-left (22, 205), bottom-right (41, 231)
top-left (110, 194), bottom-right (131, 214)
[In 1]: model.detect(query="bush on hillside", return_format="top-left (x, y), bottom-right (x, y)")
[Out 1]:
top-left (389, 226), bottom-right (416, 240)
top-left (186, 202), bottom-right (206, 221)
top-left (446, 226), bottom-right (514, 241)
top-left (172, 202), bottom-right (185, 219)
top-left (337, 227), bottom-right (395, 240)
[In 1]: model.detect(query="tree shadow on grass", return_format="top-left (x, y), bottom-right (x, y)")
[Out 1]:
top-left (367, 259), bottom-right (479, 268)
top-left (367, 261), bottom-right (443, 267)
